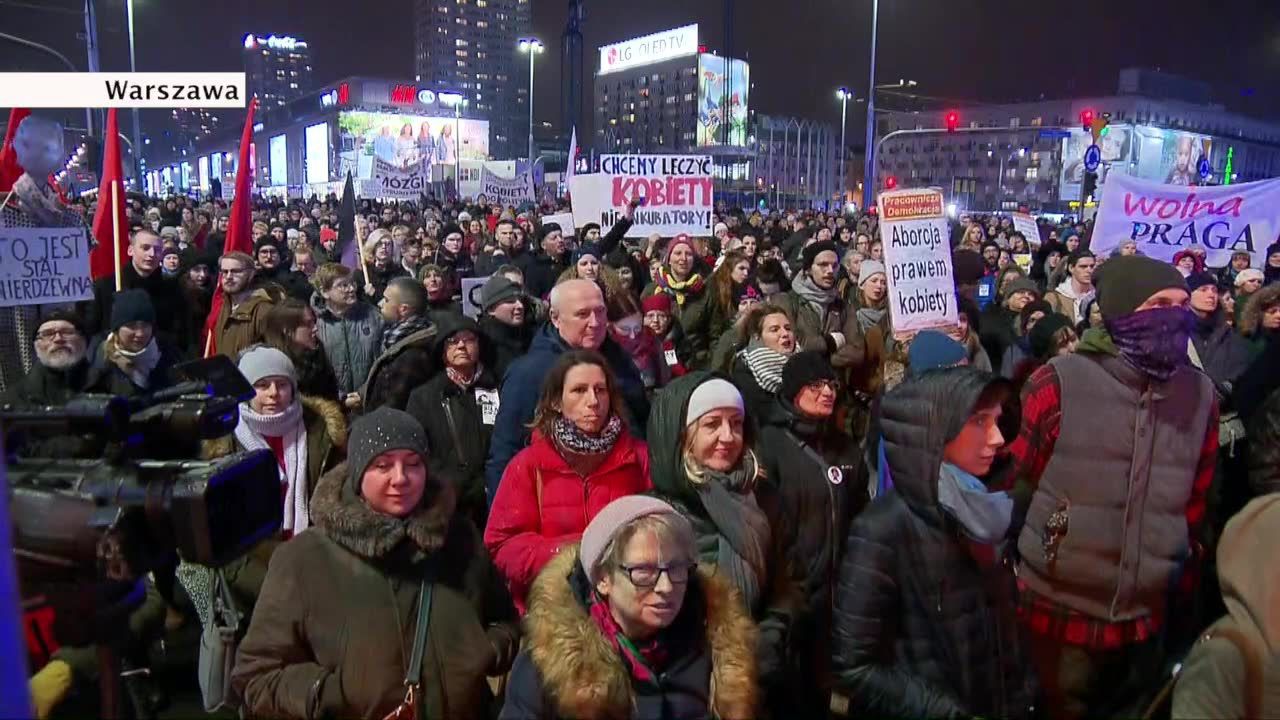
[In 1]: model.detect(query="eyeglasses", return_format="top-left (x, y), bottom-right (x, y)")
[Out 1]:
top-left (36, 328), bottom-right (79, 341)
top-left (806, 379), bottom-right (841, 393)
top-left (618, 563), bottom-right (697, 588)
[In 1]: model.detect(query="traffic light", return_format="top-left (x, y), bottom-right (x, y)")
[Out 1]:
top-left (885, 175), bottom-right (898, 190)
top-left (945, 110), bottom-right (959, 132)
top-left (1081, 171), bottom-right (1098, 202)
top-left (1080, 108), bottom-right (1095, 132)
top-left (1090, 113), bottom-right (1110, 143)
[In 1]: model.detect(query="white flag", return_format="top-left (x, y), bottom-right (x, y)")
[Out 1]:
top-left (564, 126), bottom-right (578, 190)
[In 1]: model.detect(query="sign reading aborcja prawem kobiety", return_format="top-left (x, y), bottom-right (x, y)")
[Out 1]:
top-left (0, 226), bottom-right (93, 307)
top-left (569, 154), bottom-right (714, 238)
top-left (877, 188), bottom-right (957, 339)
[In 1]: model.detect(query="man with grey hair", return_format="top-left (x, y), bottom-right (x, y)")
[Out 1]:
top-left (3, 312), bottom-right (101, 456)
top-left (484, 278), bottom-right (650, 500)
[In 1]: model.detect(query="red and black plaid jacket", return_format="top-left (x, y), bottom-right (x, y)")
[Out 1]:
top-left (1008, 362), bottom-right (1218, 650)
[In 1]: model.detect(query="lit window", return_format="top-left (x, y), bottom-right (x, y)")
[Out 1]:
top-left (455, 38), bottom-right (468, 46)
top-left (476, 20), bottom-right (488, 27)
top-left (457, 60), bottom-right (467, 67)
top-left (1030, 116), bottom-right (1043, 127)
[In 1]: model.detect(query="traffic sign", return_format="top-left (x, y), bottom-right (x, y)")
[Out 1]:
top-left (1083, 144), bottom-right (1102, 173)
top-left (1198, 157), bottom-right (1211, 180)
top-left (1038, 129), bottom-right (1071, 140)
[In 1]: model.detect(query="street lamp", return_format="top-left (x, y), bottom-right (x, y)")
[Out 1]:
top-left (836, 87), bottom-right (851, 198)
top-left (862, 0), bottom-right (879, 210)
top-left (125, 0), bottom-right (143, 185)
top-left (518, 38), bottom-right (543, 170)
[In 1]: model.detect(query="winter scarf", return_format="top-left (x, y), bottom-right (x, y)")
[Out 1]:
top-left (105, 335), bottom-right (161, 389)
top-left (692, 454), bottom-right (770, 611)
top-left (856, 304), bottom-right (887, 334)
top-left (791, 273), bottom-right (838, 318)
top-left (610, 327), bottom-right (663, 389)
top-left (937, 462), bottom-right (1013, 544)
top-left (236, 400), bottom-right (310, 534)
top-left (738, 338), bottom-right (790, 392)
top-left (654, 266), bottom-right (706, 307)
top-left (381, 314), bottom-right (432, 353)
top-left (446, 363), bottom-right (483, 389)
top-left (588, 592), bottom-right (672, 684)
top-left (1095, 306), bottom-right (1194, 382)
top-left (552, 414), bottom-right (623, 456)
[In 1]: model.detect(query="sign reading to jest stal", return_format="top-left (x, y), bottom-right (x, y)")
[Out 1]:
top-left (599, 25), bottom-right (699, 75)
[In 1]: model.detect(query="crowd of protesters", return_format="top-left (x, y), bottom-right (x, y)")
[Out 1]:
top-left (10, 184), bottom-right (1280, 720)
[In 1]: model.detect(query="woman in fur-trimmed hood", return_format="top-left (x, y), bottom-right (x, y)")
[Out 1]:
top-left (500, 496), bottom-right (758, 720)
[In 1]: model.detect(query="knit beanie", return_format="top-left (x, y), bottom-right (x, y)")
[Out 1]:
top-left (1094, 254), bottom-right (1188, 319)
top-left (685, 378), bottom-right (744, 426)
top-left (1187, 271), bottom-right (1218, 293)
top-left (109, 289), bottom-right (157, 332)
top-left (732, 281), bottom-right (763, 307)
top-left (713, 221), bottom-right (729, 236)
top-left (859, 260), bottom-right (886, 287)
top-left (664, 234), bottom-right (697, 264)
top-left (579, 496), bottom-right (692, 580)
top-left (907, 330), bottom-right (967, 376)
top-left (581, 222), bottom-right (601, 237)
top-left (1004, 276), bottom-right (1041, 299)
top-left (1020, 299), bottom-right (1054, 333)
top-left (801, 240), bottom-right (839, 271)
top-left (440, 223), bottom-right (464, 241)
top-left (34, 309), bottom-right (86, 343)
top-left (347, 407), bottom-right (429, 497)
top-left (538, 223), bottom-right (563, 244)
top-left (1029, 313), bottom-right (1074, 360)
top-left (1235, 268), bottom-right (1264, 287)
top-left (254, 236), bottom-right (284, 256)
top-left (780, 351), bottom-right (837, 404)
top-left (641, 292), bottom-right (673, 316)
top-left (480, 275), bottom-right (522, 311)
top-left (238, 346), bottom-right (296, 387)
top-left (573, 242), bottom-right (602, 264)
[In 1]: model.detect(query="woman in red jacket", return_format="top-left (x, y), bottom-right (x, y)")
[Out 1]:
top-left (484, 349), bottom-right (652, 613)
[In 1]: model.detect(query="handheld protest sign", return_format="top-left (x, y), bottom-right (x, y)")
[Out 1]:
top-left (876, 187), bottom-right (958, 341)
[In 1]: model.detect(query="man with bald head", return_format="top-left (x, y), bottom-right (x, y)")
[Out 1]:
top-left (484, 278), bottom-right (650, 500)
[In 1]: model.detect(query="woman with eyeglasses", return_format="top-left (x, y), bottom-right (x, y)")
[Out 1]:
top-left (756, 351), bottom-right (868, 717)
top-left (500, 496), bottom-right (757, 720)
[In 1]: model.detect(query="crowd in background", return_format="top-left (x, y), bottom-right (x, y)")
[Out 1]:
top-left (11, 185), bottom-right (1280, 720)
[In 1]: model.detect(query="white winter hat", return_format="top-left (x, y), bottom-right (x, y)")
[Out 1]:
top-left (685, 378), bottom-right (744, 426)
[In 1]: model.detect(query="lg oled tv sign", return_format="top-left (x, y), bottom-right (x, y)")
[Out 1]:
top-left (598, 24), bottom-right (698, 75)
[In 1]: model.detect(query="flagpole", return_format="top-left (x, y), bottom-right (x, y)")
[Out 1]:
top-left (110, 181), bottom-right (122, 292)
top-left (354, 217), bottom-right (371, 287)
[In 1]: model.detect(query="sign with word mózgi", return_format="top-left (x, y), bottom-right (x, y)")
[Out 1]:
top-left (877, 188), bottom-right (957, 339)
top-left (570, 154), bottom-right (714, 238)
top-left (479, 169), bottom-right (535, 205)
top-left (366, 156), bottom-right (430, 199)
top-left (1092, 174), bottom-right (1280, 268)
top-left (0, 226), bottom-right (93, 307)
top-left (1011, 212), bottom-right (1041, 247)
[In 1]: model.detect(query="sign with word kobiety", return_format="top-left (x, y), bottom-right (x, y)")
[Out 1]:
top-left (0, 227), bottom-right (93, 306)
top-left (877, 188), bottom-right (957, 338)
top-left (569, 154), bottom-right (713, 238)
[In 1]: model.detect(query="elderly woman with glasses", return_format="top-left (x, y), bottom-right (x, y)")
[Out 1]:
top-left (500, 496), bottom-right (758, 720)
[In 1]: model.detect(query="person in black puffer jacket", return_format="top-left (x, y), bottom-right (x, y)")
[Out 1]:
top-left (832, 366), bottom-right (1038, 719)
top-left (757, 352), bottom-right (868, 718)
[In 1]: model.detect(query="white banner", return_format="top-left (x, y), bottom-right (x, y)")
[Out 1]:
top-left (1011, 212), bottom-right (1040, 246)
top-left (480, 169), bottom-right (534, 205)
top-left (541, 212), bottom-right (575, 233)
top-left (570, 154), bottom-right (713, 238)
top-left (877, 188), bottom-right (957, 339)
top-left (366, 156), bottom-right (431, 199)
top-left (0, 227), bottom-right (93, 307)
top-left (1093, 174), bottom-right (1280, 267)
top-left (1, 72), bottom-right (246, 108)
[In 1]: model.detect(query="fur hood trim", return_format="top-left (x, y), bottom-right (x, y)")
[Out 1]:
top-left (201, 395), bottom-right (347, 459)
top-left (523, 548), bottom-right (757, 720)
top-left (1239, 283), bottom-right (1280, 337)
top-left (308, 460), bottom-right (456, 560)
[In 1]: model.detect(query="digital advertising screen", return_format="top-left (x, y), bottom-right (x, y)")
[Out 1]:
top-left (337, 110), bottom-right (490, 180)
top-left (305, 121), bottom-right (330, 184)
top-left (696, 54), bottom-right (749, 147)
top-left (269, 134), bottom-right (288, 187)
top-left (1060, 124), bottom-right (1212, 198)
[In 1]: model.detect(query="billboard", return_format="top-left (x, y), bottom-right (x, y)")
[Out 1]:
top-left (696, 54), bottom-right (749, 147)
top-left (337, 110), bottom-right (489, 181)
top-left (304, 121), bottom-right (330, 185)
top-left (268, 134), bottom-right (287, 187)
top-left (599, 24), bottom-right (698, 75)
top-left (198, 155), bottom-right (210, 193)
top-left (1060, 124), bottom-right (1211, 199)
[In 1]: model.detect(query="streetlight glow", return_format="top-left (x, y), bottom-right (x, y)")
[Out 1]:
top-left (836, 87), bottom-right (850, 100)
top-left (518, 37), bottom-right (543, 168)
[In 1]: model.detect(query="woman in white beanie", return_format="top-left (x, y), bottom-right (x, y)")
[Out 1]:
top-left (645, 371), bottom-right (799, 716)
top-left (500, 495), bottom-right (757, 720)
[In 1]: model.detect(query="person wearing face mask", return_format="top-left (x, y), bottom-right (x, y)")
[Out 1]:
top-left (730, 304), bottom-right (799, 419)
top-left (1009, 254), bottom-right (1218, 720)
top-left (500, 496), bottom-right (757, 720)
top-left (608, 293), bottom-right (669, 394)
top-left (647, 374), bottom-right (800, 714)
top-left (833, 367), bottom-right (1038, 720)
top-left (232, 407), bottom-right (518, 720)
top-left (643, 234), bottom-right (713, 369)
top-left (485, 350), bottom-right (652, 614)
top-left (85, 289), bottom-right (179, 398)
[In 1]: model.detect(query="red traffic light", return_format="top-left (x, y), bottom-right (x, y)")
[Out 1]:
top-left (885, 175), bottom-right (898, 190)
top-left (1080, 108), bottom-right (1095, 131)
top-left (945, 110), bottom-right (959, 132)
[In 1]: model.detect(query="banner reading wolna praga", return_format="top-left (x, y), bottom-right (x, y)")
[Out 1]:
top-left (1093, 174), bottom-right (1280, 268)
top-left (568, 154), bottom-right (713, 238)
top-left (877, 188), bottom-right (957, 338)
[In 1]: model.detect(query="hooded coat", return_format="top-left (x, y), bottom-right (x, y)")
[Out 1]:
top-left (499, 548), bottom-right (758, 720)
top-left (1172, 494), bottom-right (1280, 719)
top-left (645, 372), bottom-right (802, 704)
top-left (232, 462), bottom-right (520, 720)
top-left (832, 369), bottom-right (1038, 719)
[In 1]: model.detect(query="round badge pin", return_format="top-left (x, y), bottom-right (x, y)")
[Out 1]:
top-left (827, 466), bottom-right (844, 485)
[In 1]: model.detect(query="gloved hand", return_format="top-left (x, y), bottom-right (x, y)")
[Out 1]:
top-left (29, 659), bottom-right (73, 720)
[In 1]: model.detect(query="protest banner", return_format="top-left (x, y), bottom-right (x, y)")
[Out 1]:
top-left (461, 275), bottom-right (490, 319)
top-left (1093, 174), bottom-right (1280, 267)
top-left (366, 156), bottom-right (430, 199)
top-left (877, 188), bottom-right (957, 339)
top-left (1011, 212), bottom-right (1040, 246)
top-left (570, 154), bottom-right (714, 238)
top-left (0, 226), bottom-right (93, 307)
top-left (480, 168), bottom-right (535, 205)
top-left (541, 212), bottom-right (575, 233)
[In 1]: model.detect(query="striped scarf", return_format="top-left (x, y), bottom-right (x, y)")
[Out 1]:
top-left (738, 338), bottom-right (791, 392)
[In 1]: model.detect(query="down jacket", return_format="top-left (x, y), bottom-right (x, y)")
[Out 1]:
top-left (832, 369), bottom-right (1038, 719)
top-left (312, 295), bottom-right (384, 397)
top-left (484, 429), bottom-right (651, 614)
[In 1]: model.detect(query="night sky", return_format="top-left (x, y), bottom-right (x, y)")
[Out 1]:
top-left (4, 0), bottom-right (1280, 145)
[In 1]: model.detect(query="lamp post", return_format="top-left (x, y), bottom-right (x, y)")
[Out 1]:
top-left (518, 38), bottom-right (543, 170)
top-left (836, 87), bottom-right (850, 199)
top-left (125, 0), bottom-right (142, 187)
top-left (861, 0), bottom-right (879, 211)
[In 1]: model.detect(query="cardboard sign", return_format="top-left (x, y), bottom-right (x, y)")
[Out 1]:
top-left (0, 226), bottom-right (93, 307)
top-left (479, 169), bottom-right (535, 205)
top-left (461, 274), bottom-right (490, 319)
top-left (570, 154), bottom-right (714, 238)
top-left (877, 188), bottom-right (957, 338)
top-left (541, 212), bottom-right (575, 234)
top-left (1011, 212), bottom-right (1040, 247)
top-left (367, 156), bottom-right (430, 199)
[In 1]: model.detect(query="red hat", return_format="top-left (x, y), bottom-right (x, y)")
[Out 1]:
top-left (664, 234), bottom-right (697, 264)
top-left (641, 292), bottom-right (673, 315)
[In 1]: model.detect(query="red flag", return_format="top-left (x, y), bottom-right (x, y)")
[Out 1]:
top-left (89, 108), bottom-right (128, 281)
top-left (0, 108), bottom-right (32, 192)
top-left (203, 98), bottom-right (259, 357)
